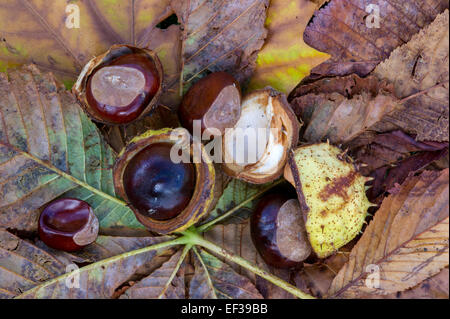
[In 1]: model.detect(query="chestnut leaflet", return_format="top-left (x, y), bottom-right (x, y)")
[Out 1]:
top-left (38, 198), bottom-right (99, 252)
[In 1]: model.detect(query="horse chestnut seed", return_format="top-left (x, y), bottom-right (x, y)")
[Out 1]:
top-left (123, 142), bottom-right (196, 221)
top-left (250, 192), bottom-right (311, 269)
top-left (38, 198), bottom-right (99, 252)
top-left (178, 72), bottom-right (241, 136)
top-left (85, 52), bottom-right (160, 124)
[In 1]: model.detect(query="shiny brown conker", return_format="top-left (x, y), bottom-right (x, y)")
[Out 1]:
top-left (38, 198), bottom-right (99, 252)
top-left (122, 142), bottom-right (196, 221)
top-left (250, 191), bottom-right (311, 269)
top-left (85, 50), bottom-right (161, 124)
top-left (178, 72), bottom-right (241, 136)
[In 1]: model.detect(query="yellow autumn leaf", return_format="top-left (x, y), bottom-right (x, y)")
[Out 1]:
top-left (248, 0), bottom-right (330, 93)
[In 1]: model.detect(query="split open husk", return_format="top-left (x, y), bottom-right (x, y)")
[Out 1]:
top-left (223, 88), bottom-right (300, 184)
top-left (113, 128), bottom-right (215, 234)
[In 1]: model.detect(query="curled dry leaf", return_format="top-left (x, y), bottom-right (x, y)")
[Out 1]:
top-left (328, 169), bottom-right (449, 298)
top-left (302, 0), bottom-right (449, 79)
top-left (189, 247), bottom-right (263, 299)
top-left (0, 65), bottom-right (141, 231)
top-left (289, 74), bottom-right (400, 144)
top-left (247, 0), bottom-right (330, 93)
top-left (349, 130), bottom-right (448, 175)
top-left (373, 10), bottom-right (449, 142)
top-left (348, 130), bottom-right (448, 205)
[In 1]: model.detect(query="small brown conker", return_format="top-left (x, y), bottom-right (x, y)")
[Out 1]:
top-left (250, 190), bottom-right (311, 269)
top-left (178, 72), bottom-right (241, 136)
top-left (38, 198), bottom-right (99, 252)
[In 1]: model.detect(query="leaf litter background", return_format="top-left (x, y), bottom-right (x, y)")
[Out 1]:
top-left (0, 0), bottom-right (448, 299)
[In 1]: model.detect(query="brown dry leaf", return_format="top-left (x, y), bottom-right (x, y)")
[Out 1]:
top-left (289, 74), bottom-right (400, 143)
top-left (0, 230), bottom-right (174, 298)
top-left (354, 268), bottom-right (449, 299)
top-left (171, 0), bottom-right (269, 90)
top-left (293, 241), bottom-right (353, 298)
top-left (0, 229), bottom-right (67, 297)
top-left (373, 10), bottom-right (449, 142)
top-left (302, 0), bottom-right (449, 79)
top-left (386, 268), bottom-right (449, 299)
top-left (120, 249), bottom-right (185, 299)
top-left (349, 130), bottom-right (448, 175)
top-left (328, 169), bottom-right (449, 298)
top-left (204, 220), bottom-right (296, 299)
top-left (348, 130), bottom-right (448, 205)
top-left (189, 247), bottom-right (263, 299)
top-left (16, 236), bottom-right (175, 299)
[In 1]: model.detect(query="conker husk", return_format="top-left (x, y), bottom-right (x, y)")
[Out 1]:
top-left (73, 44), bottom-right (163, 125)
top-left (38, 198), bottom-right (99, 252)
top-left (250, 190), bottom-right (311, 269)
top-left (223, 88), bottom-right (300, 184)
top-left (113, 128), bottom-right (215, 234)
top-left (284, 142), bottom-right (373, 258)
top-left (178, 72), bottom-right (241, 136)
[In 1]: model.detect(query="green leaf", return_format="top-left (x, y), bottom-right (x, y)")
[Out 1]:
top-left (0, 64), bottom-right (141, 231)
top-left (201, 179), bottom-right (275, 227)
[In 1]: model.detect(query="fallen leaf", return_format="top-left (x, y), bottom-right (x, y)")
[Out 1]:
top-left (0, 65), bottom-right (141, 231)
top-left (171, 0), bottom-right (269, 91)
top-left (0, 0), bottom-right (179, 95)
top-left (293, 242), bottom-right (352, 298)
top-left (366, 149), bottom-right (448, 205)
top-left (17, 236), bottom-right (174, 299)
top-left (289, 74), bottom-right (400, 143)
top-left (0, 230), bottom-right (174, 298)
top-left (302, 0), bottom-right (449, 79)
top-left (120, 248), bottom-right (185, 299)
top-left (349, 130), bottom-right (448, 175)
top-left (0, 229), bottom-right (67, 297)
top-left (373, 10), bottom-right (449, 142)
top-left (328, 169), bottom-right (449, 298)
top-left (353, 268), bottom-right (449, 299)
top-left (247, 0), bottom-right (330, 93)
top-left (200, 179), bottom-right (275, 226)
top-left (189, 247), bottom-right (263, 299)
top-left (386, 268), bottom-right (449, 299)
top-left (204, 220), bottom-right (297, 299)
